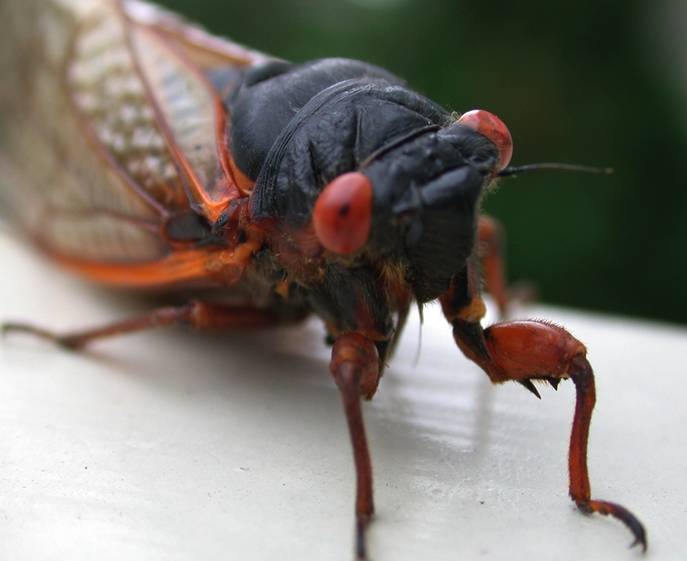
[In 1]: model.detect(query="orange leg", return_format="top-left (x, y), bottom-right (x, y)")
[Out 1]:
top-left (441, 277), bottom-right (647, 551)
top-left (478, 215), bottom-right (509, 317)
top-left (330, 333), bottom-right (380, 560)
top-left (478, 215), bottom-right (536, 319)
top-left (1, 300), bottom-right (281, 349)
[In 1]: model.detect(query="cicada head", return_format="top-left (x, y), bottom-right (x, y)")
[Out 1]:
top-left (311, 110), bottom-right (511, 303)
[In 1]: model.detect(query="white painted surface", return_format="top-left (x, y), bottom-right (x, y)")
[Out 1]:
top-left (0, 232), bottom-right (685, 561)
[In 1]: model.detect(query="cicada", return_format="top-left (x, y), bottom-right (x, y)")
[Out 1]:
top-left (0, 0), bottom-right (646, 558)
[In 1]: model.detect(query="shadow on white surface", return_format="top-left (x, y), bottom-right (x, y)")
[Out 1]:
top-left (1, 234), bottom-right (685, 560)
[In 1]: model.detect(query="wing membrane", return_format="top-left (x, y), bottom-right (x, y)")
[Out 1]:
top-left (68, 3), bottom-right (189, 212)
top-left (0, 0), bottom-right (166, 263)
top-left (126, 23), bottom-right (239, 220)
top-left (123, 0), bottom-right (269, 73)
top-left (0, 0), bottom-right (263, 276)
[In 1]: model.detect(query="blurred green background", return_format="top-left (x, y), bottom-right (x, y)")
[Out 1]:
top-left (159, 0), bottom-right (687, 325)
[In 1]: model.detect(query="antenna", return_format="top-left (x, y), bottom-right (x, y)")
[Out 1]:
top-left (497, 163), bottom-right (614, 178)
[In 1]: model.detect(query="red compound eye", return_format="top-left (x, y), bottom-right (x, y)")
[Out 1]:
top-left (457, 109), bottom-right (513, 171)
top-left (313, 172), bottom-right (373, 255)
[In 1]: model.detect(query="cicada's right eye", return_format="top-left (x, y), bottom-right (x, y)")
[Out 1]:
top-left (312, 172), bottom-right (373, 255)
top-left (457, 109), bottom-right (513, 171)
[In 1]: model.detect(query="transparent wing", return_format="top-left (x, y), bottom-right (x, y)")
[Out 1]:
top-left (123, 0), bottom-right (270, 74)
top-left (122, 0), bottom-right (272, 206)
top-left (0, 0), bottom-right (167, 263)
top-left (0, 0), bottom-right (262, 270)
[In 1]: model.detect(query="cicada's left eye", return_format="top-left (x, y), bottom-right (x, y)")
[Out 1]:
top-left (457, 109), bottom-right (513, 171)
top-left (313, 172), bottom-right (373, 255)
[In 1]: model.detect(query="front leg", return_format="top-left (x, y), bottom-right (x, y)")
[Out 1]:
top-left (440, 273), bottom-right (647, 551)
top-left (330, 333), bottom-right (380, 560)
